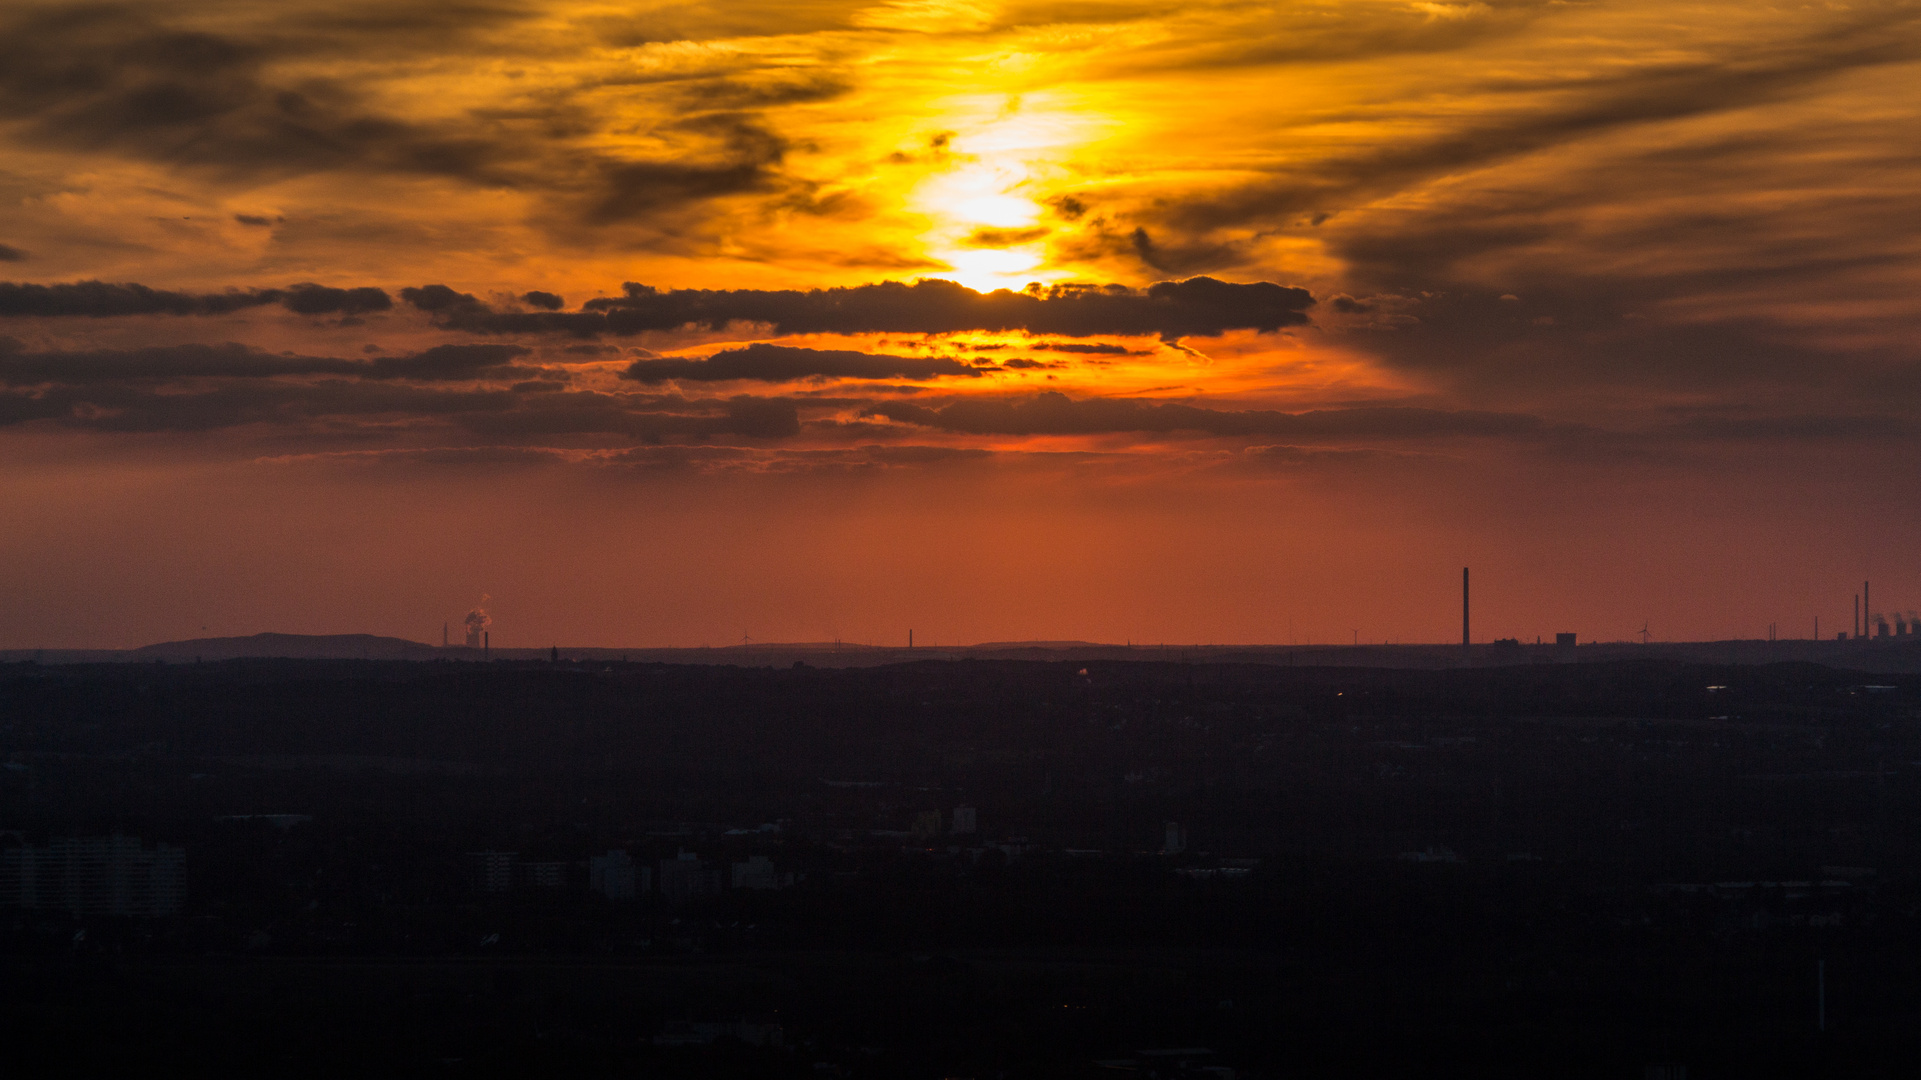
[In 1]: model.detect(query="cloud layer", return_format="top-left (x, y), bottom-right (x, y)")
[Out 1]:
top-left (2, 1), bottom-right (1920, 647)
top-left (0, 281), bottom-right (390, 318)
top-left (624, 343), bottom-right (983, 383)
top-left (408, 277), bottom-right (1315, 340)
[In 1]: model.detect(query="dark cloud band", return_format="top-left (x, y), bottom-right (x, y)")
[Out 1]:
top-left (864, 391), bottom-right (1554, 439)
top-left (0, 378), bottom-right (796, 442)
top-left (623, 343), bottom-right (982, 383)
top-left (0, 342), bottom-right (526, 385)
top-left (1, 275), bottom-right (1314, 344)
top-left (408, 276), bottom-right (1315, 340)
top-left (0, 281), bottom-right (391, 318)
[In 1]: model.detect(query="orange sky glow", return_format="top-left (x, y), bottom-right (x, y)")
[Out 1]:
top-left (2, 0), bottom-right (1918, 648)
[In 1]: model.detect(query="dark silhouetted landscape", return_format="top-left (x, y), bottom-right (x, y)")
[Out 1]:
top-left (5, 648), bottom-right (1920, 1077)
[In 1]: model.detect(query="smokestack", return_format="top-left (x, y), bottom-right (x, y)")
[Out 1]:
top-left (1855, 594), bottom-right (1860, 639)
top-left (484, 630), bottom-right (489, 658)
top-left (1462, 567), bottom-right (1470, 648)
top-left (908, 629), bottom-right (914, 650)
top-left (1864, 581), bottom-right (1870, 639)
top-left (443, 622), bottom-right (448, 648)
top-left (1819, 959), bottom-right (1826, 1034)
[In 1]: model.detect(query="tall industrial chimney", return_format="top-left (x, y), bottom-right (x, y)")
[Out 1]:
top-left (1864, 581), bottom-right (1870, 640)
top-left (484, 630), bottom-right (489, 658)
top-left (1462, 567), bottom-right (1470, 648)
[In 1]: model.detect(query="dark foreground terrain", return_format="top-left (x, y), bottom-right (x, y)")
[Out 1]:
top-left (3, 656), bottom-right (1920, 1078)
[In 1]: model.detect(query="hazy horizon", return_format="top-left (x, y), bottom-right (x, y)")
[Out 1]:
top-left (19, 624), bottom-right (1916, 655)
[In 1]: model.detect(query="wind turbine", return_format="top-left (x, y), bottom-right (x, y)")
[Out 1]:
top-left (1639, 622), bottom-right (1652, 645)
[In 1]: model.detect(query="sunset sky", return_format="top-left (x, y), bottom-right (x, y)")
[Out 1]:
top-left (3, 0), bottom-right (1918, 649)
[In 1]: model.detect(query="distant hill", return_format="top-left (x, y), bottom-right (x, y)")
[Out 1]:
top-left (128, 632), bottom-right (444, 661)
top-left (969, 640), bottom-right (1108, 650)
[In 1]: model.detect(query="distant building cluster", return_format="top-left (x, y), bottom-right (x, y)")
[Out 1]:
top-left (654, 1019), bottom-right (785, 1048)
top-left (1842, 580), bottom-right (1915, 641)
top-left (463, 850), bottom-right (572, 893)
top-left (0, 835), bottom-right (186, 916)
top-left (466, 846), bottom-right (803, 903)
top-left (455, 809), bottom-right (992, 905)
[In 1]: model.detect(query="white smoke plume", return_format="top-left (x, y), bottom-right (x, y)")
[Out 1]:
top-left (463, 594), bottom-right (492, 647)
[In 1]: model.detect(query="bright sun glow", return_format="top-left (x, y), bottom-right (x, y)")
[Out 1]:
top-left (941, 247), bottom-right (1045, 290)
top-left (908, 98), bottom-right (1101, 292)
top-left (920, 163), bottom-right (1039, 230)
top-left (917, 159), bottom-right (1048, 291)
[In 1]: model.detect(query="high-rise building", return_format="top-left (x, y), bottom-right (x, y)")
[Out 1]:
top-left (0, 835), bottom-right (185, 916)
top-left (464, 850), bottom-right (517, 893)
top-left (658, 851), bottom-right (722, 905)
top-left (731, 855), bottom-right (779, 890)
top-left (589, 850), bottom-right (641, 900)
top-left (518, 861), bottom-right (567, 889)
top-left (911, 810), bottom-right (944, 841)
top-left (950, 806), bottom-right (977, 835)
